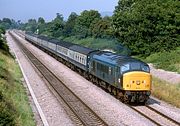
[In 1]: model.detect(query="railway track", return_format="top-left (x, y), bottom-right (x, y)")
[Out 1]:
top-left (129, 104), bottom-right (180, 126)
top-left (12, 31), bottom-right (180, 126)
top-left (10, 31), bottom-right (107, 126)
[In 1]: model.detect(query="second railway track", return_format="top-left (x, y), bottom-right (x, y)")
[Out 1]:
top-left (129, 104), bottom-right (180, 126)
top-left (10, 31), bottom-right (107, 126)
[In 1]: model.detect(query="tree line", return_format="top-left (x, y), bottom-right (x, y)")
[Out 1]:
top-left (1, 0), bottom-right (179, 56)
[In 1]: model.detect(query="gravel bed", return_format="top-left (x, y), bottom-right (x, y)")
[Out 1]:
top-left (6, 32), bottom-right (75, 126)
top-left (149, 64), bottom-right (180, 84)
top-left (147, 97), bottom-right (180, 123)
top-left (134, 106), bottom-right (177, 126)
top-left (13, 32), bottom-right (157, 126)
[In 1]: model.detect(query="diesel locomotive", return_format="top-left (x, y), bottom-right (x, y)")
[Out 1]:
top-left (24, 31), bottom-right (151, 103)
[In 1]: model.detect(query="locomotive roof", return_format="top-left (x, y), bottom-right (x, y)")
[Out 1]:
top-left (69, 45), bottom-right (94, 55)
top-left (92, 51), bottom-right (147, 66)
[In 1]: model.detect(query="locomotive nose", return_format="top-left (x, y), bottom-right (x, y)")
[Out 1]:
top-left (122, 71), bottom-right (151, 91)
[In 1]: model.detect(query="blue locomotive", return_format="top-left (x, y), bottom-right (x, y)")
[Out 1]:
top-left (25, 32), bottom-right (151, 103)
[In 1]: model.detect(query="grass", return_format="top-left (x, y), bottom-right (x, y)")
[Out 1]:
top-left (0, 50), bottom-right (35, 126)
top-left (144, 47), bottom-right (180, 73)
top-left (152, 76), bottom-right (180, 108)
top-left (63, 36), bottom-right (131, 55)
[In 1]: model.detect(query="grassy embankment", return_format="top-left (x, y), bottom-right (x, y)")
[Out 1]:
top-left (152, 77), bottom-right (180, 108)
top-left (0, 34), bottom-right (35, 125)
top-left (141, 47), bottom-right (180, 107)
top-left (145, 47), bottom-right (180, 74)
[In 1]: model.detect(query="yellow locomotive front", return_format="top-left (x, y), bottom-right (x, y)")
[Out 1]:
top-left (123, 71), bottom-right (151, 91)
top-left (119, 62), bottom-right (151, 103)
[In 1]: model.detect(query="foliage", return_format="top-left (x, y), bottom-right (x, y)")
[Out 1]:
top-left (145, 47), bottom-right (180, 73)
top-left (63, 36), bottom-right (130, 55)
top-left (38, 17), bottom-right (45, 24)
top-left (113, 0), bottom-right (180, 56)
top-left (47, 13), bottom-right (65, 37)
top-left (37, 17), bottom-right (46, 34)
top-left (0, 50), bottom-right (35, 126)
top-left (74, 10), bottom-right (101, 38)
top-left (25, 19), bottom-right (37, 33)
top-left (0, 27), bottom-right (5, 34)
top-left (0, 28), bottom-right (9, 54)
top-left (91, 17), bottom-right (113, 38)
top-left (0, 18), bottom-right (20, 29)
top-left (63, 12), bottom-right (78, 37)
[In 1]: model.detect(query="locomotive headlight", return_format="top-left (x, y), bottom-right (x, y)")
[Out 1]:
top-left (136, 80), bottom-right (140, 85)
top-left (118, 78), bottom-right (121, 83)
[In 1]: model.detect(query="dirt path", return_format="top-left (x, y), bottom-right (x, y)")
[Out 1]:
top-left (149, 64), bottom-right (180, 84)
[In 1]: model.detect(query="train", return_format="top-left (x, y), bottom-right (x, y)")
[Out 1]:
top-left (24, 31), bottom-right (151, 103)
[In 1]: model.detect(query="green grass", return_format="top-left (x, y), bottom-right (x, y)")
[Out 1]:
top-left (152, 76), bottom-right (180, 108)
top-left (144, 47), bottom-right (180, 73)
top-left (63, 36), bottom-right (131, 55)
top-left (0, 50), bottom-right (35, 126)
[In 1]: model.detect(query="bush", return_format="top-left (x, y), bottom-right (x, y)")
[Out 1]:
top-left (63, 36), bottom-right (131, 55)
top-left (0, 29), bottom-right (10, 54)
top-left (0, 92), bottom-right (16, 126)
top-left (145, 47), bottom-right (180, 73)
top-left (0, 51), bottom-right (35, 126)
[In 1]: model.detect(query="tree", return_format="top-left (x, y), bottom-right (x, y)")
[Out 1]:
top-left (63, 12), bottom-right (78, 36)
top-left (0, 27), bottom-right (5, 34)
top-left (49, 13), bottom-right (65, 38)
top-left (0, 18), bottom-right (12, 29)
top-left (2, 18), bottom-right (12, 25)
top-left (38, 17), bottom-right (45, 24)
top-left (25, 19), bottom-right (37, 33)
top-left (54, 13), bottom-right (64, 22)
top-left (113, 0), bottom-right (180, 56)
top-left (91, 16), bottom-right (113, 38)
top-left (74, 10), bottom-right (101, 38)
top-left (37, 17), bottom-right (46, 34)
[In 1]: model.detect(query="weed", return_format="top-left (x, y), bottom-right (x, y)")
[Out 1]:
top-left (152, 77), bottom-right (180, 108)
top-left (0, 51), bottom-right (35, 126)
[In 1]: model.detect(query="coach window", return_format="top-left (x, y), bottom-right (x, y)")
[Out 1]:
top-left (82, 58), bottom-right (84, 64)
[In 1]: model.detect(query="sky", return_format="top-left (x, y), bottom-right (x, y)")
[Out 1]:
top-left (0, 0), bottom-right (118, 22)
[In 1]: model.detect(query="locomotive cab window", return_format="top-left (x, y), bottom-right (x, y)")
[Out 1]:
top-left (141, 65), bottom-right (150, 72)
top-left (121, 64), bottom-right (130, 73)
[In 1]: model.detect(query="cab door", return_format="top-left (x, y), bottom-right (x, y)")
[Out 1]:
top-left (114, 66), bottom-right (120, 88)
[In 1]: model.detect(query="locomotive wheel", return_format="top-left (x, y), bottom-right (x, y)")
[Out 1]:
top-left (117, 90), bottom-right (124, 101)
top-left (123, 95), bottom-right (130, 103)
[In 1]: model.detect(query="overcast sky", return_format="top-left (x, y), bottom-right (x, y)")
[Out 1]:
top-left (0, 0), bottom-right (118, 22)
